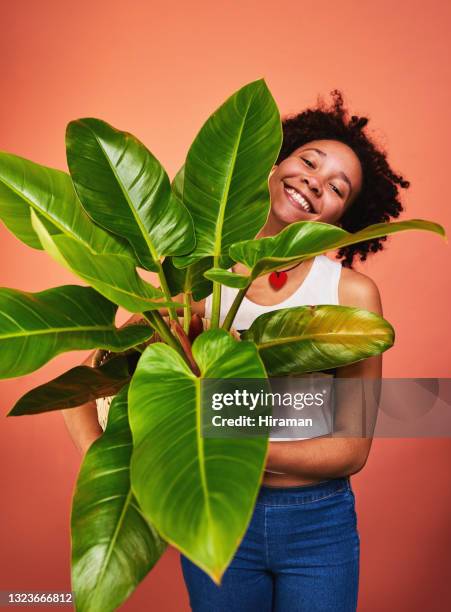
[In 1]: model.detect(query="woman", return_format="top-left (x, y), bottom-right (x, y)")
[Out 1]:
top-left (62, 91), bottom-right (408, 611)
top-left (179, 91), bottom-right (408, 612)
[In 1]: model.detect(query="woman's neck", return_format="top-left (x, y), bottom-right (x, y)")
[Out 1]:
top-left (256, 214), bottom-right (287, 239)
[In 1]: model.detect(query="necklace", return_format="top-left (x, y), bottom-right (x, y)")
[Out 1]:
top-left (268, 261), bottom-right (304, 290)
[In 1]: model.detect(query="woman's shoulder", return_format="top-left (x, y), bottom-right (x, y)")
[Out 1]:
top-left (338, 265), bottom-right (382, 314)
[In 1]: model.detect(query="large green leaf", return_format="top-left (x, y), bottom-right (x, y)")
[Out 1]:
top-left (174, 79), bottom-right (282, 268)
top-left (8, 354), bottom-right (134, 415)
top-left (242, 305), bottom-right (395, 376)
top-left (162, 256), bottom-right (213, 301)
top-left (128, 330), bottom-right (268, 583)
top-left (0, 151), bottom-right (132, 257)
top-left (72, 386), bottom-right (166, 612)
top-left (66, 118), bottom-right (195, 271)
top-left (213, 219), bottom-right (446, 287)
top-left (31, 211), bottom-right (181, 313)
top-left (0, 285), bottom-right (152, 378)
top-left (165, 165), bottom-right (213, 300)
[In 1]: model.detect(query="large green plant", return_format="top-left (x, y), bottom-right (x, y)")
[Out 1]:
top-left (1, 79), bottom-right (445, 611)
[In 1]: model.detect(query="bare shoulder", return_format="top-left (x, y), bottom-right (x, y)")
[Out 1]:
top-left (338, 266), bottom-right (383, 315)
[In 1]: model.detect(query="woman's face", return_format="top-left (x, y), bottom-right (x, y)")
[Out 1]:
top-left (267, 139), bottom-right (363, 231)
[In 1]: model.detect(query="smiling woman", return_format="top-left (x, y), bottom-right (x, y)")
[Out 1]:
top-left (181, 90), bottom-right (409, 612)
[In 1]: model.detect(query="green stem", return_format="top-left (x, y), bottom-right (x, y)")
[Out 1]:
top-left (221, 287), bottom-right (248, 331)
top-left (183, 266), bottom-right (193, 334)
top-left (183, 292), bottom-right (192, 334)
top-left (210, 256), bottom-right (222, 328)
top-left (155, 260), bottom-right (178, 321)
top-left (142, 310), bottom-right (165, 337)
top-left (143, 311), bottom-right (184, 357)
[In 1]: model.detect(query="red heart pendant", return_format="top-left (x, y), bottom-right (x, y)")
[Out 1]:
top-left (268, 271), bottom-right (288, 290)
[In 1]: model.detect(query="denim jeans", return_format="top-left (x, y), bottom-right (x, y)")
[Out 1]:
top-left (180, 477), bottom-right (360, 611)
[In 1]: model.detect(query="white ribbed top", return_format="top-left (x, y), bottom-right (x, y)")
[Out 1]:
top-left (205, 254), bottom-right (342, 455)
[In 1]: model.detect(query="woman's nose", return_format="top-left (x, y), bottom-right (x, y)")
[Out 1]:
top-left (302, 176), bottom-right (322, 196)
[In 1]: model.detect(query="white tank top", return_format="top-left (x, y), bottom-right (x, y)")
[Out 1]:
top-left (204, 254), bottom-right (342, 458)
top-left (205, 254), bottom-right (342, 329)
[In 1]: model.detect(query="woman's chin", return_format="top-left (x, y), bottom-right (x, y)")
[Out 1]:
top-left (264, 207), bottom-right (328, 236)
top-left (275, 210), bottom-right (322, 226)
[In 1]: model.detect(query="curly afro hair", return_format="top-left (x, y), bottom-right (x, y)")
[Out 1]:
top-left (276, 90), bottom-right (410, 268)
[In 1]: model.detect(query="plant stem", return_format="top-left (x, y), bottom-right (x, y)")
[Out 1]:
top-left (169, 319), bottom-right (200, 376)
top-left (155, 260), bottom-right (178, 321)
top-left (183, 266), bottom-right (193, 334)
top-left (183, 292), bottom-right (192, 334)
top-left (143, 311), bottom-right (184, 358)
top-left (210, 256), bottom-right (222, 328)
top-left (221, 287), bottom-right (248, 331)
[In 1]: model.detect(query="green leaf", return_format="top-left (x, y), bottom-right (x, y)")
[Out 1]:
top-left (164, 166), bottom-right (213, 300)
top-left (163, 256), bottom-right (213, 301)
top-left (204, 267), bottom-right (249, 289)
top-left (72, 386), bottom-right (166, 612)
top-left (0, 285), bottom-right (152, 378)
top-left (171, 164), bottom-right (185, 202)
top-left (8, 354), bottom-right (134, 415)
top-left (128, 330), bottom-right (268, 583)
top-left (66, 118), bottom-right (195, 271)
top-left (0, 151), bottom-right (133, 257)
top-left (174, 79), bottom-right (281, 268)
top-left (228, 219), bottom-right (447, 284)
top-left (242, 305), bottom-right (395, 376)
top-left (31, 211), bottom-right (182, 313)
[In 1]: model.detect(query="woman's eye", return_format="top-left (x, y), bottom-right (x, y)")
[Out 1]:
top-left (330, 184), bottom-right (342, 197)
top-left (301, 157), bottom-right (315, 168)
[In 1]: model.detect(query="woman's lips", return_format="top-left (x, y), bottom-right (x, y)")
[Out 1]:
top-left (283, 187), bottom-right (319, 217)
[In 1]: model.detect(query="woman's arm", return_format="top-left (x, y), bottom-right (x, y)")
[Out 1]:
top-left (264, 271), bottom-right (383, 479)
top-left (61, 350), bottom-right (104, 456)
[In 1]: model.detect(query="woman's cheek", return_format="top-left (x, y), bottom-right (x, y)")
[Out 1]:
top-left (320, 199), bottom-right (343, 224)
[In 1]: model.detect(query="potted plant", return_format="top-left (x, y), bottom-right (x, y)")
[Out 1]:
top-left (0, 79), bottom-right (445, 611)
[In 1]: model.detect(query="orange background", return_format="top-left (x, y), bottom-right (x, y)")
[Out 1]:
top-left (1, 0), bottom-right (451, 610)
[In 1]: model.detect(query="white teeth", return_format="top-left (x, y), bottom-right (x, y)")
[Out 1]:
top-left (285, 187), bottom-right (313, 212)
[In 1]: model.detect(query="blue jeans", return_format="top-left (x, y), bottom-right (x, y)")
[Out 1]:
top-left (180, 477), bottom-right (360, 611)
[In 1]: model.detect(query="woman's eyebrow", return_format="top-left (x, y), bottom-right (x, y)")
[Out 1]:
top-left (303, 147), bottom-right (327, 157)
top-left (302, 147), bottom-right (353, 192)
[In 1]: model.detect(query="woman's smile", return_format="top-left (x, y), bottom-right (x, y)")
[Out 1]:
top-left (283, 184), bottom-right (319, 216)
